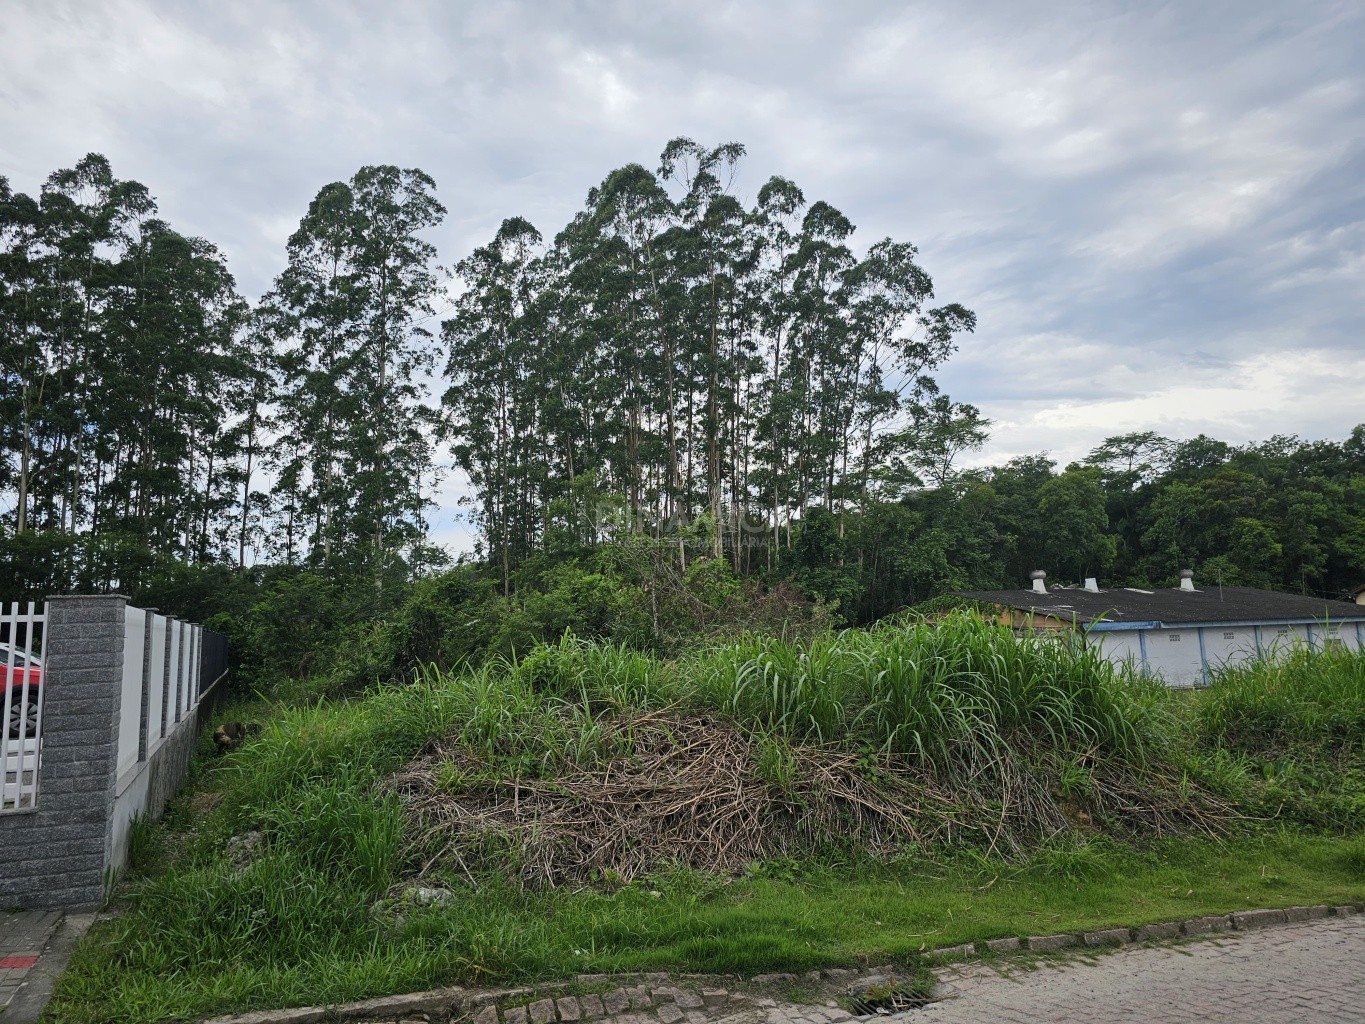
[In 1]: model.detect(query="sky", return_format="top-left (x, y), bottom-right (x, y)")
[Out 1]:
top-left (3, 0), bottom-right (1363, 553)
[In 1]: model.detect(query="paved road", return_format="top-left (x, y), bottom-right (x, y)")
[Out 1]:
top-left (0, 909), bottom-right (96, 1024)
top-left (908, 916), bottom-right (1365, 1024)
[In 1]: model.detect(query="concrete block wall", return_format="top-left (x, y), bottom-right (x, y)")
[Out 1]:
top-left (0, 596), bottom-right (222, 908)
top-left (0, 596), bottom-right (127, 908)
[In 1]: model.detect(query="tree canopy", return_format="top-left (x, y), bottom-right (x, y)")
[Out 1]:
top-left (2, 146), bottom-right (1363, 640)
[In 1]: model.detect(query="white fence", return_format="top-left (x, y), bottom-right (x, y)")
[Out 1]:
top-left (1, 602), bottom-right (46, 810)
top-left (114, 608), bottom-right (207, 784)
top-left (1, 599), bottom-right (226, 814)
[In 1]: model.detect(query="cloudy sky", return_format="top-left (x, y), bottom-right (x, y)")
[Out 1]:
top-left (3, 0), bottom-right (1362, 550)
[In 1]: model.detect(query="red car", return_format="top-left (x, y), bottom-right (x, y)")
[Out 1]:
top-left (2, 643), bottom-right (43, 740)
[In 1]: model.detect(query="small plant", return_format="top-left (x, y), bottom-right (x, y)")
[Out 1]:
top-left (755, 734), bottom-right (799, 793)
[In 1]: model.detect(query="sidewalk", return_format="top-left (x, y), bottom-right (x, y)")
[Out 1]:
top-left (0, 909), bottom-right (96, 1023)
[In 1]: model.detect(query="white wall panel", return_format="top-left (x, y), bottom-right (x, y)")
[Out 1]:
top-left (1199, 626), bottom-right (1259, 674)
top-left (1139, 627), bottom-right (1204, 687)
top-left (1093, 631), bottom-right (1143, 674)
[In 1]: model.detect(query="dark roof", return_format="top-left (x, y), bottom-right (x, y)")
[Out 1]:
top-left (955, 584), bottom-right (1365, 627)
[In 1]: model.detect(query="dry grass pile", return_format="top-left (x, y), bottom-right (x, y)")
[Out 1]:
top-left (387, 709), bottom-right (1230, 887)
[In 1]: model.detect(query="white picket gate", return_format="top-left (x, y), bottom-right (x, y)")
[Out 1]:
top-left (1, 602), bottom-right (46, 811)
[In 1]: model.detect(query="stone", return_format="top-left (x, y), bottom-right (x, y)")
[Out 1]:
top-left (673, 991), bottom-right (703, 1010)
top-left (1282, 905), bottom-right (1330, 922)
top-left (557, 996), bottom-right (582, 1021)
top-left (684, 1013), bottom-right (708, 1024)
top-left (1083, 928), bottom-right (1131, 947)
top-left (603, 989), bottom-right (630, 1016)
top-left (202, 1008), bottom-right (328, 1024)
top-left (528, 998), bottom-right (557, 1024)
top-left (1231, 909), bottom-right (1286, 931)
top-left (579, 995), bottom-right (605, 1019)
top-left (1135, 922), bottom-right (1181, 942)
top-left (225, 830), bottom-right (263, 870)
top-left (472, 1005), bottom-right (499, 1024)
top-left (504, 1007), bottom-right (529, 1024)
top-left (402, 885), bottom-right (458, 908)
top-left (1183, 915), bottom-right (1232, 935)
top-left (752, 973), bottom-right (797, 985)
top-left (1027, 934), bottom-right (1078, 951)
top-left (934, 943), bottom-right (977, 958)
top-left (656, 1005), bottom-right (685, 1024)
top-left (340, 988), bottom-right (465, 1018)
top-left (627, 985), bottom-right (653, 1010)
top-left (1331, 905), bottom-right (1358, 917)
top-left (701, 990), bottom-right (729, 1008)
top-left (985, 936), bottom-right (1020, 952)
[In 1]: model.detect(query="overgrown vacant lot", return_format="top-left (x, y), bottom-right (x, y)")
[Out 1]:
top-left (49, 615), bottom-right (1365, 1024)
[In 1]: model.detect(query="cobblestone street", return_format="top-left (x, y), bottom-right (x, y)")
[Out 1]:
top-left (911, 916), bottom-right (1365, 1023)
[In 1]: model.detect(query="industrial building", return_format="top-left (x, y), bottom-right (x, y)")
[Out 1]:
top-left (957, 570), bottom-right (1365, 687)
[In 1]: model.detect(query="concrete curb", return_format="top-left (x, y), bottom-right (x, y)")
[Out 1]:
top-left (199, 904), bottom-right (1364, 1024)
top-left (928, 902), bottom-right (1361, 960)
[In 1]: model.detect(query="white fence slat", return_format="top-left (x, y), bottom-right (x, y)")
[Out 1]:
top-left (191, 626), bottom-right (201, 705)
top-left (148, 614), bottom-right (166, 746)
top-left (118, 606), bottom-right (147, 779)
top-left (168, 623), bottom-right (182, 726)
top-left (2, 601), bottom-right (46, 813)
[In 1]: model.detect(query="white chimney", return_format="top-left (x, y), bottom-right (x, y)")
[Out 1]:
top-left (1179, 569), bottom-right (1195, 592)
top-left (1084, 577), bottom-right (1099, 593)
top-left (1030, 570), bottom-right (1047, 595)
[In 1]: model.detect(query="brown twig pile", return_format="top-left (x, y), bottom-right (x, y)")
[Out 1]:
top-left (385, 710), bottom-right (1231, 888)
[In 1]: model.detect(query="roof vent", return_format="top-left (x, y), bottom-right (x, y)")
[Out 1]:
top-left (1029, 570), bottom-right (1047, 595)
top-left (1179, 569), bottom-right (1196, 592)
top-left (1084, 577), bottom-right (1099, 593)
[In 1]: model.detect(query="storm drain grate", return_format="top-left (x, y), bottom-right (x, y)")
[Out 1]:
top-left (848, 984), bottom-right (935, 1016)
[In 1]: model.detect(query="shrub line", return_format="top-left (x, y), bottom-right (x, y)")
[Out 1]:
top-left (195, 905), bottom-right (1363, 1024)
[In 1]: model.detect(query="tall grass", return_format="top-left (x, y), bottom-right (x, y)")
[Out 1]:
top-left (675, 614), bottom-right (1162, 767)
top-left (1200, 644), bottom-right (1365, 749)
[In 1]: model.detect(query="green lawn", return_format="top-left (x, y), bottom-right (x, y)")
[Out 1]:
top-left (46, 831), bottom-right (1365, 1024)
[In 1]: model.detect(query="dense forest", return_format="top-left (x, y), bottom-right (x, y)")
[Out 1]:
top-left (3, 144), bottom-right (1363, 687)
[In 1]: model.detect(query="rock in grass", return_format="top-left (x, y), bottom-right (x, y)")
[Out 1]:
top-left (403, 886), bottom-right (458, 907)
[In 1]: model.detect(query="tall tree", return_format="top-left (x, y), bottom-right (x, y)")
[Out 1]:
top-left (265, 166), bottom-right (445, 596)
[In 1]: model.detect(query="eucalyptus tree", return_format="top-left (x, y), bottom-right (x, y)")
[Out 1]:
top-left (748, 175), bottom-right (807, 558)
top-left (443, 216), bottom-right (546, 595)
top-left (785, 200), bottom-right (856, 520)
top-left (265, 165), bottom-right (445, 593)
top-left (842, 239), bottom-right (976, 515)
top-left (658, 137), bottom-right (748, 556)
top-left (100, 218), bottom-right (245, 564)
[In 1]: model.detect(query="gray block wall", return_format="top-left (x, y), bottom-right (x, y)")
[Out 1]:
top-left (0, 596), bottom-right (127, 908)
